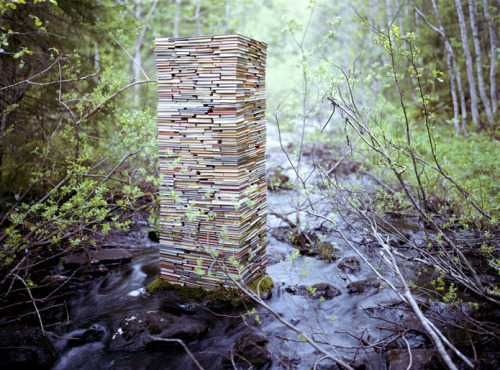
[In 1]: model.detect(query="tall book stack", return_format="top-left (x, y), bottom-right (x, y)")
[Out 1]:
top-left (155, 35), bottom-right (268, 290)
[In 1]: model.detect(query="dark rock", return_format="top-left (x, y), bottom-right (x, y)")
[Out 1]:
top-left (386, 349), bottom-right (443, 370)
top-left (337, 257), bottom-right (361, 273)
top-left (147, 230), bottom-right (159, 242)
top-left (286, 283), bottom-right (341, 300)
top-left (267, 166), bottom-right (292, 190)
top-left (223, 333), bottom-right (272, 369)
top-left (86, 263), bottom-right (110, 277)
top-left (0, 327), bottom-right (59, 369)
top-left (399, 314), bottom-right (426, 333)
top-left (62, 253), bottom-right (89, 267)
top-left (90, 249), bottom-right (132, 265)
top-left (108, 310), bottom-right (207, 351)
top-left (67, 325), bottom-right (106, 348)
top-left (63, 248), bottom-right (132, 268)
top-left (346, 279), bottom-right (381, 294)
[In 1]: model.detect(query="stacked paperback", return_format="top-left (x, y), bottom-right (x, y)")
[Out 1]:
top-left (155, 34), bottom-right (268, 289)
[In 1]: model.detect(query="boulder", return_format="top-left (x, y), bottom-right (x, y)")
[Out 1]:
top-left (223, 333), bottom-right (272, 369)
top-left (63, 248), bottom-right (132, 268)
top-left (337, 257), bottom-right (361, 273)
top-left (286, 283), bottom-right (341, 300)
top-left (108, 310), bottom-right (207, 351)
top-left (67, 325), bottom-right (106, 348)
top-left (0, 327), bottom-right (59, 369)
top-left (386, 349), bottom-right (442, 370)
top-left (346, 279), bottom-right (381, 294)
top-left (267, 166), bottom-right (292, 190)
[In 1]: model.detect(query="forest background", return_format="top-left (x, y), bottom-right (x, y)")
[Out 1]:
top-left (0, 0), bottom-right (499, 367)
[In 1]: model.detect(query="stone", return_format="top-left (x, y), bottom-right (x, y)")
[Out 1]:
top-left (346, 279), bottom-right (381, 294)
top-left (90, 249), bottom-right (132, 264)
top-left (63, 248), bottom-right (132, 268)
top-left (337, 257), bottom-right (361, 273)
top-left (223, 333), bottom-right (272, 369)
top-left (108, 310), bottom-right (207, 352)
top-left (267, 166), bottom-right (292, 190)
top-left (386, 348), bottom-right (442, 370)
top-left (0, 327), bottom-right (59, 369)
top-left (67, 325), bottom-right (106, 348)
top-left (286, 283), bottom-right (341, 300)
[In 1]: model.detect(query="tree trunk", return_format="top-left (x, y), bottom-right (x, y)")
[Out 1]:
top-left (224, 0), bottom-right (230, 34)
top-left (385, 0), bottom-right (393, 28)
top-left (455, 0), bottom-right (480, 127)
top-left (173, 0), bottom-right (182, 38)
top-left (430, 0), bottom-right (468, 135)
top-left (394, 0), bottom-right (404, 35)
top-left (195, 0), bottom-right (202, 35)
top-left (468, 0), bottom-right (494, 125)
top-left (413, 6), bottom-right (419, 33)
top-left (483, 0), bottom-right (498, 113)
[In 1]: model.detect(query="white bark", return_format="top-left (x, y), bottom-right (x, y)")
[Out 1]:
top-left (431, 0), bottom-right (468, 135)
top-left (483, 0), bottom-right (498, 113)
top-left (195, 0), bottom-right (202, 35)
top-left (173, 0), bottom-right (182, 38)
top-left (385, 0), bottom-right (393, 28)
top-left (394, 0), bottom-right (404, 35)
top-left (412, 0), bottom-right (468, 135)
top-left (455, 0), bottom-right (480, 126)
top-left (224, 0), bottom-right (230, 34)
top-left (468, 0), bottom-right (494, 124)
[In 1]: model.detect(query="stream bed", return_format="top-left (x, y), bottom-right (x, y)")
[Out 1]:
top-left (45, 141), bottom-right (428, 370)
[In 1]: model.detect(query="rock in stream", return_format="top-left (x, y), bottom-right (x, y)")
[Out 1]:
top-left (108, 310), bottom-right (208, 352)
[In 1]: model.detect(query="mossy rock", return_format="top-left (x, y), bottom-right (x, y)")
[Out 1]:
top-left (147, 275), bottom-right (274, 304)
top-left (247, 275), bottom-right (274, 300)
top-left (147, 276), bottom-right (248, 306)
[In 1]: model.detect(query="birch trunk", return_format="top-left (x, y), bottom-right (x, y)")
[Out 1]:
top-left (173, 0), bottom-right (182, 38)
top-left (224, 0), bottom-right (230, 34)
top-left (385, 0), bottom-right (393, 28)
top-left (483, 0), bottom-right (498, 113)
top-left (431, 0), bottom-right (468, 135)
top-left (394, 0), bottom-right (404, 35)
top-left (468, 0), bottom-right (494, 125)
top-left (455, 0), bottom-right (480, 127)
top-left (195, 0), bottom-right (202, 35)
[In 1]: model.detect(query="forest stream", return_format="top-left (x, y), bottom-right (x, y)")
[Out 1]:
top-left (22, 140), bottom-right (441, 370)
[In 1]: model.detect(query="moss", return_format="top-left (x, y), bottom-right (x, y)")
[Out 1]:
top-left (247, 275), bottom-right (274, 294)
top-left (146, 276), bottom-right (175, 294)
top-left (34, 334), bottom-right (56, 355)
top-left (148, 324), bottom-right (161, 335)
top-left (146, 276), bottom-right (248, 305)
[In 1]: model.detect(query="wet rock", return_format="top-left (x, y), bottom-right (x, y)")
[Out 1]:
top-left (399, 314), bottom-right (426, 334)
top-left (274, 227), bottom-right (339, 260)
top-left (286, 283), bottom-right (341, 300)
top-left (346, 279), bottom-right (381, 294)
top-left (337, 257), bottom-right (361, 273)
top-left (63, 248), bottom-right (132, 268)
top-left (223, 333), bottom-right (272, 369)
top-left (62, 253), bottom-right (89, 267)
top-left (267, 166), bottom-right (292, 190)
top-left (91, 249), bottom-right (132, 265)
top-left (67, 325), bottom-right (106, 348)
top-left (147, 230), bottom-right (159, 242)
top-left (86, 263), bottom-right (110, 277)
top-left (108, 311), bottom-right (208, 352)
top-left (0, 327), bottom-right (59, 369)
top-left (247, 276), bottom-right (274, 301)
top-left (386, 348), bottom-right (442, 370)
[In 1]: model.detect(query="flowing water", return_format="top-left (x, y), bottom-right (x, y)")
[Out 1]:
top-left (51, 140), bottom-right (421, 370)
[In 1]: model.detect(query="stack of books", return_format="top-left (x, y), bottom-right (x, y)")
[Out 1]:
top-left (155, 34), bottom-right (268, 289)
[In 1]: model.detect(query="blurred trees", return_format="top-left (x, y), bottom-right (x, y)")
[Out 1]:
top-left (0, 0), bottom-right (498, 293)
